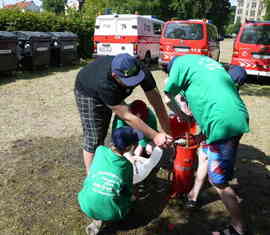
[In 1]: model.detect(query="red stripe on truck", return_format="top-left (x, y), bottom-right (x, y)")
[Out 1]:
top-left (94, 35), bottom-right (160, 44)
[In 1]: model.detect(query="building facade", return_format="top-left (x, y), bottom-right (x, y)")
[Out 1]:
top-left (4, 1), bottom-right (40, 12)
top-left (234, 0), bottom-right (266, 23)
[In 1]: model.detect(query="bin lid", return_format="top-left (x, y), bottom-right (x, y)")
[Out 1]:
top-left (0, 31), bottom-right (17, 40)
top-left (48, 32), bottom-right (78, 40)
top-left (14, 31), bottom-right (52, 40)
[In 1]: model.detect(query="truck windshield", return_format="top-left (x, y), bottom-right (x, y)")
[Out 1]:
top-left (164, 23), bottom-right (203, 40)
top-left (240, 25), bottom-right (270, 45)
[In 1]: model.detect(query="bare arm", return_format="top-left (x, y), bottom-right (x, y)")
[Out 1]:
top-left (110, 104), bottom-right (170, 147)
top-left (144, 88), bottom-right (172, 135)
top-left (110, 104), bottom-right (157, 139)
top-left (164, 93), bottom-right (192, 122)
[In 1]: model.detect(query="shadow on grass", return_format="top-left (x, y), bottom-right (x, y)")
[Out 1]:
top-left (159, 143), bottom-right (270, 235)
top-left (150, 62), bottom-right (162, 72)
top-left (231, 144), bottom-right (270, 235)
top-left (0, 72), bottom-right (17, 86)
top-left (240, 78), bottom-right (270, 97)
top-left (99, 180), bottom-right (171, 235)
top-left (1, 136), bottom-right (269, 235)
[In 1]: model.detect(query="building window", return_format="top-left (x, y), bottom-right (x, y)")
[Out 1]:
top-left (238, 9), bottom-right (242, 14)
top-left (252, 2), bottom-right (257, 8)
top-left (239, 0), bottom-right (244, 7)
top-left (250, 10), bottom-right (256, 17)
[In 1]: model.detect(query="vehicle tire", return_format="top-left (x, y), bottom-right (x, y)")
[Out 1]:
top-left (144, 52), bottom-right (151, 68)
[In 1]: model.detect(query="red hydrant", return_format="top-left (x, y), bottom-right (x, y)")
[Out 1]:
top-left (169, 115), bottom-right (199, 198)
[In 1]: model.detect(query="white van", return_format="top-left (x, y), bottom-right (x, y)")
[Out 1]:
top-left (93, 14), bottom-right (164, 65)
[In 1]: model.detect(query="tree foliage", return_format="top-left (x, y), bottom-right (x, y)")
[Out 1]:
top-left (226, 20), bottom-right (241, 35)
top-left (43, 0), bottom-right (66, 15)
top-left (82, 0), bottom-right (232, 34)
top-left (264, 0), bottom-right (270, 20)
top-left (206, 0), bottom-right (231, 34)
top-left (82, 0), bottom-right (175, 21)
top-left (170, 0), bottom-right (212, 19)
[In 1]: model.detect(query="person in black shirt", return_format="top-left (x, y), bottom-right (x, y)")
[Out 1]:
top-left (74, 53), bottom-right (172, 173)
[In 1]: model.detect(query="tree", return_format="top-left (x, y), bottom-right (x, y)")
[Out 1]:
top-left (82, 0), bottom-right (174, 20)
top-left (226, 20), bottom-right (241, 35)
top-left (206, 0), bottom-right (231, 35)
top-left (169, 0), bottom-right (231, 34)
top-left (118, 0), bottom-right (175, 20)
top-left (170, 0), bottom-right (212, 19)
top-left (78, 0), bottom-right (85, 11)
top-left (82, 0), bottom-right (232, 28)
top-left (264, 0), bottom-right (270, 20)
top-left (43, 0), bottom-right (66, 15)
top-left (82, 0), bottom-right (119, 19)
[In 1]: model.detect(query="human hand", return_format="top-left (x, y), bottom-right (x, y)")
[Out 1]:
top-left (134, 145), bottom-right (144, 156)
top-left (145, 144), bottom-right (153, 155)
top-left (153, 133), bottom-right (173, 148)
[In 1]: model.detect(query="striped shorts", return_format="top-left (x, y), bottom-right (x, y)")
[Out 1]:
top-left (74, 89), bottom-right (112, 153)
top-left (200, 136), bottom-right (241, 185)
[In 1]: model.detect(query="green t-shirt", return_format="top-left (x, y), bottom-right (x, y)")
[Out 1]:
top-left (78, 146), bottom-right (133, 221)
top-left (164, 55), bottom-right (249, 144)
top-left (112, 108), bottom-right (158, 147)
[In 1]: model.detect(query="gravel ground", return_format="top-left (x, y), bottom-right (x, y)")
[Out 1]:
top-left (0, 39), bottom-right (269, 235)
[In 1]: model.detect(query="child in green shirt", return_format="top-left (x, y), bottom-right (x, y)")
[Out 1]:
top-left (112, 99), bottom-right (158, 156)
top-left (78, 126), bottom-right (143, 235)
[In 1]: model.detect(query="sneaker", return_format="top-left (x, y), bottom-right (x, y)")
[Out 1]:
top-left (85, 220), bottom-right (102, 235)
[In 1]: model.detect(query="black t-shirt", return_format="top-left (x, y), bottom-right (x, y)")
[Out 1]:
top-left (75, 56), bottom-right (156, 106)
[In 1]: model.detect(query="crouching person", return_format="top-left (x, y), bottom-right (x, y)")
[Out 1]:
top-left (112, 99), bottom-right (158, 157)
top-left (77, 127), bottom-right (144, 235)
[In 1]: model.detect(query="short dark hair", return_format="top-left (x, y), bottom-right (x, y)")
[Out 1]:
top-left (112, 127), bottom-right (143, 152)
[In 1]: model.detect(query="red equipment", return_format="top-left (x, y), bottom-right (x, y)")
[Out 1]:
top-left (169, 114), bottom-right (199, 198)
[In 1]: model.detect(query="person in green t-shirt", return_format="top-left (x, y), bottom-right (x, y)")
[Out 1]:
top-left (112, 100), bottom-right (158, 156)
top-left (164, 55), bottom-right (250, 235)
top-left (78, 126), bottom-right (143, 235)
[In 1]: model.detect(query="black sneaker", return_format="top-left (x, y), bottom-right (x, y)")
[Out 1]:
top-left (184, 199), bottom-right (198, 209)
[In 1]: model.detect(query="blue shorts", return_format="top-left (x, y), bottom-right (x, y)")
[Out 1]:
top-left (201, 136), bottom-right (241, 185)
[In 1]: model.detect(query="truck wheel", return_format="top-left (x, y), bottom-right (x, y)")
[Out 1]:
top-left (144, 52), bottom-right (151, 68)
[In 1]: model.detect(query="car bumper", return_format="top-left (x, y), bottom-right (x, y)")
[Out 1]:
top-left (246, 69), bottom-right (270, 77)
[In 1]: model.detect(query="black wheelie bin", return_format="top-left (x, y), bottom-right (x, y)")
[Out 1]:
top-left (15, 31), bottom-right (51, 70)
top-left (0, 31), bottom-right (18, 73)
top-left (49, 32), bottom-right (79, 66)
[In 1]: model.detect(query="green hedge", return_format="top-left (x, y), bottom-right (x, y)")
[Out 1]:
top-left (0, 9), bottom-right (94, 58)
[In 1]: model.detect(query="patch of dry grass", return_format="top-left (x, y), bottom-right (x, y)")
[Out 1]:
top-left (0, 51), bottom-right (270, 234)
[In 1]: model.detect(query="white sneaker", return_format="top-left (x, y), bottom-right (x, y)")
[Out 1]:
top-left (85, 220), bottom-right (102, 235)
